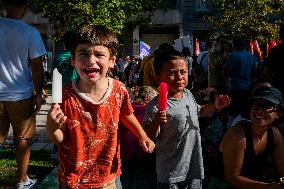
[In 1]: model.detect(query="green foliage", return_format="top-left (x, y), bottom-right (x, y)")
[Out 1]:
top-left (206, 0), bottom-right (284, 43)
top-left (29, 0), bottom-right (166, 41)
top-left (0, 149), bottom-right (53, 167)
top-left (0, 149), bottom-right (54, 187)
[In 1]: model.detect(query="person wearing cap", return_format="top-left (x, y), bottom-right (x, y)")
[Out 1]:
top-left (208, 86), bottom-right (284, 189)
top-left (0, 0), bottom-right (47, 188)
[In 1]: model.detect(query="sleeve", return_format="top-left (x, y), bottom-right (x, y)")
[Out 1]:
top-left (120, 85), bottom-right (134, 116)
top-left (29, 28), bottom-right (47, 59)
top-left (142, 97), bottom-right (158, 128)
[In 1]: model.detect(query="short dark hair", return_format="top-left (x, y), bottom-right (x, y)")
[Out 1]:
top-left (71, 24), bottom-right (119, 57)
top-left (206, 41), bottom-right (213, 49)
top-left (233, 37), bottom-right (245, 50)
top-left (154, 43), bottom-right (174, 55)
top-left (216, 35), bottom-right (227, 43)
top-left (3, 0), bottom-right (28, 5)
top-left (182, 47), bottom-right (191, 56)
top-left (154, 49), bottom-right (187, 76)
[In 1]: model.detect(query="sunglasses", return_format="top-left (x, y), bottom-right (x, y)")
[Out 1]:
top-left (251, 102), bottom-right (278, 113)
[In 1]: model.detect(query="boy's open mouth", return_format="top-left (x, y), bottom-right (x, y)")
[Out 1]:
top-left (83, 68), bottom-right (100, 76)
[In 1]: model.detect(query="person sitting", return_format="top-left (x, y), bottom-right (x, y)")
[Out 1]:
top-left (208, 86), bottom-right (284, 189)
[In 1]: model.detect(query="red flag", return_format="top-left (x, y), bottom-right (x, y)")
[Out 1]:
top-left (253, 40), bottom-right (263, 60)
top-left (195, 38), bottom-right (200, 56)
top-left (267, 40), bottom-right (277, 56)
top-left (250, 37), bottom-right (254, 54)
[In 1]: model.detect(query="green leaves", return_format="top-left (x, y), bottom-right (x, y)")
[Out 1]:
top-left (28, 0), bottom-right (166, 41)
top-left (206, 0), bottom-right (284, 43)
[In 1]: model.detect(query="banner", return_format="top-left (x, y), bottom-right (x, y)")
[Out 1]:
top-left (174, 38), bottom-right (183, 52)
top-left (174, 35), bottom-right (191, 52)
top-left (140, 41), bottom-right (151, 59)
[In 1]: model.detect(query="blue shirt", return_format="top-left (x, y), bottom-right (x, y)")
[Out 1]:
top-left (224, 50), bottom-right (257, 91)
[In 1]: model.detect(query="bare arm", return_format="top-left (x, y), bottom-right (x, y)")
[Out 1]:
top-left (272, 127), bottom-right (284, 177)
top-left (30, 56), bottom-right (45, 95)
top-left (121, 113), bottom-right (155, 153)
top-left (30, 56), bottom-right (45, 115)
top-left (222, 126), bottom-right (283, 189)
top-left (200, 103), bottom-right (216, 117)
top-left (46, 104), bottom-right (67, 145)
top-left (200, 95), bottom-right (230, 117)
top-left (143, 110), bottom-right (167, 141)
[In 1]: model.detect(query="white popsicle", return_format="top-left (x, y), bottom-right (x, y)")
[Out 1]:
top-left (52, 68), bottom-right (62, 103)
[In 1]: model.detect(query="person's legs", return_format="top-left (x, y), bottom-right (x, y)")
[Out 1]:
top-left (15, 139), bottom-right (30, 182)
top-left (6, 98), bottom-right (36, 183)
top-left (0, 101), bottom-right (10, 144)
top-left (157, 179), bottom-right (202, 189)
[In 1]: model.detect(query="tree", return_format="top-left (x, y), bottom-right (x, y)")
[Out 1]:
top-left (206, 0), bottom-right (284, 43)
top-left (29, 0), bottom-right (166, 40)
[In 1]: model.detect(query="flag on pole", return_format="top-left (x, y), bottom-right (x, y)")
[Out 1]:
top-left (195, 38), bottom-right (200, 56)
top-left (250, 37), bottom-right (254, 54)
top-left (140, 41), bottom-right (151, 60)
top-left (267, 40), bottom-right (277, 56)
top-left (253, 40), bottom-right (263, 60)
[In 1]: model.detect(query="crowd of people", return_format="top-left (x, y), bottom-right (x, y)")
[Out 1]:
top-left (1, 0), bottom-right (284, 189)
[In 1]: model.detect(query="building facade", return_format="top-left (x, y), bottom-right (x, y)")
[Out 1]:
top-left (4, 0), bottom-right (214, 61)
top-left (126, 0), bottom-right (213, 56)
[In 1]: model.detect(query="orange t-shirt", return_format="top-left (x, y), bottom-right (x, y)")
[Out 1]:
top-left (58, 78), bottom-right (133, 188)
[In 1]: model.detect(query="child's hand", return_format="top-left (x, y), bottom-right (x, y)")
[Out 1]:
top-left (155, 110), bottom-right (167, 124)
top-left (46, 103), bottom-right (67, 134)
top-left (139, 135), bottom-right (155, 153)
top-left (215, 95), bottom-right (231, 110)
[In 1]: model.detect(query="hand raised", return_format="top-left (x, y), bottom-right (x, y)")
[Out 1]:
top-left (215, 95), bottom-right (231, 110)
top-left (155, 110), bottom-right (167, 124)
top-left (46, 103), bottom-right (67, 133)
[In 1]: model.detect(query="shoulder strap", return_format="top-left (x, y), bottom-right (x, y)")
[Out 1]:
top-left (242, 121), bottom-right (255, 154)
top-left (259, 127), bottom-right (274, 159)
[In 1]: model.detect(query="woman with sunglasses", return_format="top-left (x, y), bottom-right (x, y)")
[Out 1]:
top-left (209, 86), bottom-right (284, 189)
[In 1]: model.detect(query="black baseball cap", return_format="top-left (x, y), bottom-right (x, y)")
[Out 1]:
top-left (252, 87), bottom-right (284, 105)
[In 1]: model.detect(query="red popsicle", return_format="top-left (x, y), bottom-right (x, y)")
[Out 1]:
top-left (158, 82), bottom-right (167, 110)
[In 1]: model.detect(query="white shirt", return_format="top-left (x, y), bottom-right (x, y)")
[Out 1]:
top-left (0, 17), bottom-right (47, 101)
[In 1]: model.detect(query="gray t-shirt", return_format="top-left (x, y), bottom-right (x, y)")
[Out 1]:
top-left (143, 89), bottom-right (204, 184)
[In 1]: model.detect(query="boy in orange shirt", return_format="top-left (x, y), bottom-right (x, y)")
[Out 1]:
top-left (46, 24), bottom-right (155, 189)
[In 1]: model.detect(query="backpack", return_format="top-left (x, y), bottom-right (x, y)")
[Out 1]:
top-left (192, 52), bottom-right (208, 84)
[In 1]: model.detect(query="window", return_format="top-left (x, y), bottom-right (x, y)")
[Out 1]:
top-left (195, 0), bottom-right (211, 11)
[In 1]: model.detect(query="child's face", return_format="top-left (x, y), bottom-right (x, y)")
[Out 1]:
top-left (71, 43), bottom-right (116, 83)
top-left (157, 58), bottom-right (188, 98)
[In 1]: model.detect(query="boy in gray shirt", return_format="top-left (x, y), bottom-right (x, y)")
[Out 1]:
top-left (143, 49), bottom-right (230, 189)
